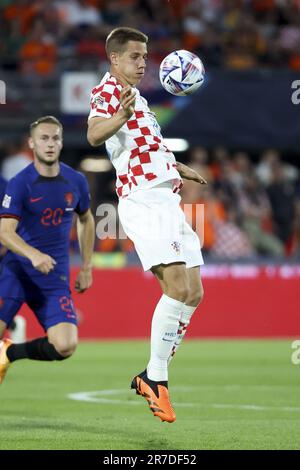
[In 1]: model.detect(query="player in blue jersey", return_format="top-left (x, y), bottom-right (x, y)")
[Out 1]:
top-left (0, 116), bottom-right (95, 383)
top-left (0, 175), bottom-right (6, 202)
top-left (0, 175), bottom-right (7, 259)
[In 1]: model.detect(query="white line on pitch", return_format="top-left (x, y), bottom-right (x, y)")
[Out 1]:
top-left (67, 388), bottom-right (300, 412)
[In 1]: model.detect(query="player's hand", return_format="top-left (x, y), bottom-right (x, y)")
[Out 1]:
top-left (192, 173), bottom-right (207, 185)
top-left (30, 250), bottom-right (57, 274)
top-left (176, 162), bottom-right (207, 185)
top-left (119, 86), bottom-right (136, 119)
top-left (75, 267), bottom-right (93, 293)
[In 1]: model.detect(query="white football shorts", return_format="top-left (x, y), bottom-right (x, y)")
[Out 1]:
top-left (118, 181), bottom-right (204, 271)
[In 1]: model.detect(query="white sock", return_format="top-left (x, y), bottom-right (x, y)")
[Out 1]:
top-left (168, 304), bottom-right (198, 364)
top-left (147, 294), bottom-right (184, 381)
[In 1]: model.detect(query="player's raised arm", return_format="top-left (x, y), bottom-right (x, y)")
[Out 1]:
top-left (75, 209), bottom-right (95, 293)
top-left (0, 217), bottom-right (56, 274)
top-left (87, 86), bottom-right (136, 147)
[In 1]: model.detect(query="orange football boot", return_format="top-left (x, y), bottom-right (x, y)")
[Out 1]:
top-left (0, 339), bottom-right (12, 384)
top-left (131, 372), bottom-right (176, 423)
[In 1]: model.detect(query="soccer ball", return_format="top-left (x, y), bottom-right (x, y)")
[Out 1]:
top-left (159, 50), bottom-right (205, 96)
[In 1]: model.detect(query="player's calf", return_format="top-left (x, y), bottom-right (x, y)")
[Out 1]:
top-left (6, 337), bottom-right (75, 363)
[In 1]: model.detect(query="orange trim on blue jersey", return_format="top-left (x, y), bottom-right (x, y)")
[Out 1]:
top-left (0, 214), bottom-right (21, 220)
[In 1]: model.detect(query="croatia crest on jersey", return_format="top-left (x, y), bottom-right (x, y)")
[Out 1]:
top-left (91, 94), bottom-right (105, 109)
top-left (171, 241), bottom-right (181, 254)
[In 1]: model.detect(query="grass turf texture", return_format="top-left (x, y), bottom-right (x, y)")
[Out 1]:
top-left (0, 340), bottom-right (299, 450)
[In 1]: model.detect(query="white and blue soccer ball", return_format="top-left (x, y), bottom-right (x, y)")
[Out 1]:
top-left (159, 50), bottom-right (205, 96)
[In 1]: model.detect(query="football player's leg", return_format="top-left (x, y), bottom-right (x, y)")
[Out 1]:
top-left (6, 293), bottom-right (78, 362)
top-left (148, 262), bottom-right (189, 381)
top-left (8, 315), bottom-right (27, 343)
top-left (47, 322), bottom-right (78, 358)
top-left (168, 266), bottom-right (204, 364)
top-left (0, 299), bottom-right (23, 383)
top-left (131, 263), bottom-right (189, 422)
top-left (0, 319), bottom-right (7, 339)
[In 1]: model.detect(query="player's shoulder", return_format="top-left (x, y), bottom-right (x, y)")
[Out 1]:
top-left (9, 163), bottom-right (35, 185)
top-left (60, 163), bottom-right (87, 185)
top-left (91, 73), bottom-right (122, 99)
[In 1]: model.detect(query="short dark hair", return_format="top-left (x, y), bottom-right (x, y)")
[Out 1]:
top-left (30, 116), bottom-right (62, 135)
top-left (106, 27), bottom-right (148, 59)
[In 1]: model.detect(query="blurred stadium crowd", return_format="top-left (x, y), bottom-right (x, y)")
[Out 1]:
top-left (1, 0), bottom-right (300, 76)
top-left (1, 140), bottom-right (299, 261)
top-left (0, 0), bottom-right (300, 262)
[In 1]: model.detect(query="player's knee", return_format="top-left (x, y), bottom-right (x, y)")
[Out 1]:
top-left (166, 284), bottom-right (189, 303)
top-left (53, 340), bottom-right (77, 358)
top-left (186, 286), bottom-right (204, 307)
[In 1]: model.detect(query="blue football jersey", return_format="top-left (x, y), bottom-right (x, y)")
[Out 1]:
top-left (0, 163), bottom-right (90, 282)
top-left (0, 175), bottom-right (7, 202)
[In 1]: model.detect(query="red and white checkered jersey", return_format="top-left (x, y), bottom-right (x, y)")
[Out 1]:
top-left (88, 72), bottom-right (182, 198)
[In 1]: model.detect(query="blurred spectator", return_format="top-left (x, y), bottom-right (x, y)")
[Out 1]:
top-left (19, 20), bottom-right (57, 76)
top-left (55, 0), bottom-right (102, 28)
top-left (239, 173), bottom-right (284, 256)
top-left (189, 147), bottom-right (213, 183)
top-left (211, 207), bottom-right (255, 259)
top-left (291, 197), bottom-right (300, 256)
top-left (1, 138), bottom-right (32, 180)
top-left (101, 0), bottom-right (125, 26)
top-left (3, 0), bottom-right (39, 35)
top-left (76, 26), bottom-right (106, 63)
top-left (210, 146), bottom-right (231, 182)
top-left (223, 13), bottom-right (267, 69)
top-left (229, 151), bottom-right (252, 190)
top-left (189, 146), bottom-right (209, 166)
top-left (181, 183), bottom-right (227, 252)
top-left (256, 149), bottom-right (299, 186)
top-left (3, 0), bottom-right (300, 72)
top-left (267, 160), bottom-right (296, 246)
top-left (182, 3), bottom-right (206, 51)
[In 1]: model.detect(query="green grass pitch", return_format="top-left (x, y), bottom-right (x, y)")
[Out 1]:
top-left (0, 340), bottom-right (299, 450)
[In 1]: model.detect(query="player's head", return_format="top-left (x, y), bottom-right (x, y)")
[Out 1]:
top-left (29, 116), bottom-right (63, 166)
top-left (106, 27), bottom-right (148, 86)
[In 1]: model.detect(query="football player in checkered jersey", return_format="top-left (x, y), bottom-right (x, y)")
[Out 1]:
top-left (88, 27), bottom-right (207, 423)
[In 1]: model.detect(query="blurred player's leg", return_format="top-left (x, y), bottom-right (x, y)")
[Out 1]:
top-left (168, 266), bottom-right (204, 364)
top-left (0, 300), bottom-right (23, 383)
top-left (4, 323), bottom-right (77, 370)
top-left (0, 319), bottom-right (6, 339)
top-left (9, 315), bottom-right (27, 343)
top-left (0, 319), bottom-right (12, 384)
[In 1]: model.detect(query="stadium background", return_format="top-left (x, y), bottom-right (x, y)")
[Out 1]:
top-left (1, 0), bottom-right (300, 452)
